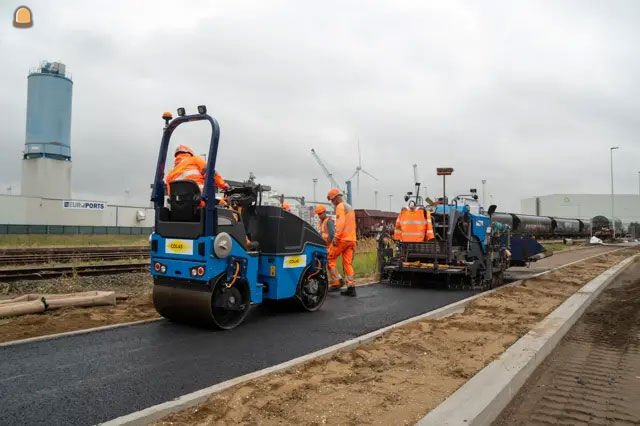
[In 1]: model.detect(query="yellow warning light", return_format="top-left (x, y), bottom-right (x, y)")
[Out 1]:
top-left (162, 111), bottom-right (173, 119)
top-left (13, 6), bottom-right (33, 28)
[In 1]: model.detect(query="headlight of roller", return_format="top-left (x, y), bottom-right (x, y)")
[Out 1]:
top-left (214, 232), bottom-right (232, 258)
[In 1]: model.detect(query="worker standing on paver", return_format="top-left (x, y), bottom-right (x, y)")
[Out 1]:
top-left (165, 145), bottom-right (229, 193)
top-left (327, 188), bottom-right (357, 297)
top-left (399, 203), bottom-right (428, 242)
top-left (315, 205), bottom-right (335, 246)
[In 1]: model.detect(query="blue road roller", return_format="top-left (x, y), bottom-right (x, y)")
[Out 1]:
top-left (149, 106), bottom-right (328, 329)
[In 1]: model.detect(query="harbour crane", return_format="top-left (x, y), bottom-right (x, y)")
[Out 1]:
top-left (310, 148), bottom-right (352, 204)
top-left (311, 149), bottom-right (343, 191)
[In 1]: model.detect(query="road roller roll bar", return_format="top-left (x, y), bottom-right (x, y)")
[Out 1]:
top-left (150, 108), bottom-right (220, 236)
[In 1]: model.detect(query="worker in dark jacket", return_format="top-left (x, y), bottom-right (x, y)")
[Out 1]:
top-left (315, 205), bottom-right (335, 245)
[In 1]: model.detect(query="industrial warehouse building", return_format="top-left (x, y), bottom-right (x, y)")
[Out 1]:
top-left (521, 194), bottom-right (640, 226)
top-left (0, 194), bottom-right (154, 234)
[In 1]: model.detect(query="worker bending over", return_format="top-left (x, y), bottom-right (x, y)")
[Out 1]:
top-left (327, 188), bottom-right (357, 297)
top-left (315, 205), bottom-right (335, 246)
top-left (165, 145), bottom-right (229, 193)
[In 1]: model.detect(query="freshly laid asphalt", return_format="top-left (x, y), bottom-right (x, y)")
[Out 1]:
top-left (0, 245), bottom-right (620, 426)
top-left (0, 284), bottom-right (474, 426)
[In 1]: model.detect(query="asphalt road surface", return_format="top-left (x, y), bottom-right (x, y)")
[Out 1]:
top-left (0, 245), bottom-right (619, 426)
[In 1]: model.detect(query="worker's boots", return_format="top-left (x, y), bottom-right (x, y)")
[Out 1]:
top-left (328, 279), bottom-right (345, 292)
top-left (340, 286), bottom-right (356, 297)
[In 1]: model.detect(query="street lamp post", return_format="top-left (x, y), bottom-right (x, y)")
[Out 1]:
top-left (312, 178), bottom-right (318, 202)
top-left (388, 194), bottom-right (393, 211)
top-left (610, 146), bottom-right (619, 235)
top-left (481, 179), bottom-right (486, 209)
top-left (374, 190), bottom-right (378, 209)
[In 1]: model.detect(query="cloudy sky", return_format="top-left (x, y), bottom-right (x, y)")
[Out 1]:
top-left (1, 0), bottom-right (639, 212)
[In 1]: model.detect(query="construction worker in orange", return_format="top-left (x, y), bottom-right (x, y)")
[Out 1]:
top-left (399, 203), bottom-right (427, 242)
top-left (165, 145), bottom-right (230, 194)
top-left (425, 209), bottom-right (435, 241)
top-left (327, 188), bottom-right (357, 297)
top-left (393, 207), bottom-right (406, 240)
top-left (315, 205), bottom-right (335, 246)
top-left (282, 202), bottom-right (291, 212)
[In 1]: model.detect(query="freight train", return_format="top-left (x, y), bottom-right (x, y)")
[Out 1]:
top-left (353, 209), bottom-right (590, 241)
top-left (491, 213), bottom-right (591, 238)
top-left (354, 209), bottom-right (398, 238)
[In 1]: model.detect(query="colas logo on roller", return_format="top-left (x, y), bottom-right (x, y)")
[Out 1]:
top-left (283, 254), bottom-right (306, 268)
top-left (169, 240), bottom-right (188, 253)
top-left (285, 256), bottom-right (301, 266)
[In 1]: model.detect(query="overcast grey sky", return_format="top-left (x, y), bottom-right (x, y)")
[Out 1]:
top-left (1, 0), bottom-right (639, 212)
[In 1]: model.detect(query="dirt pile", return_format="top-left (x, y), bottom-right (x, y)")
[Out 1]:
top-left (156, 247), bottom-right (639, 426)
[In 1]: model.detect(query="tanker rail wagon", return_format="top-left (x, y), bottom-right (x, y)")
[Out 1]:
top-left (491, 213), bottom-right (591, 238)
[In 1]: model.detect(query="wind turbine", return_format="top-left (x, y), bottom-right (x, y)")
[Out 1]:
top-left (347, 138), bottom-right (377, 197)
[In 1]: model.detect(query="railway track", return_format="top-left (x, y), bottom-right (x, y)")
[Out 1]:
top-left (0, 261), bottom-right (150, 282)
top-left (0, 246), bottom-right (149, 266)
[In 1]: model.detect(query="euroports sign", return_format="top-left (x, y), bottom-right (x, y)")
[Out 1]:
top-left (62, 200), bottom-right (106, 210)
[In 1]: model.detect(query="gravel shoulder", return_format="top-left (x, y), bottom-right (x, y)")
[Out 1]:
top-left (155, 247), bottom-right (639, 425)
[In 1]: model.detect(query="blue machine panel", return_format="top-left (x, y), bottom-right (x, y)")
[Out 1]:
top-left (470, 213), bottom-right (490, 251)
top-left (257, 244), bottom-right (326, 300)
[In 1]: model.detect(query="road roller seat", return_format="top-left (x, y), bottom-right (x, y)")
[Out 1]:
top-left (243, 205), bottom-right (325, 254)
top-left (167, 180), bottom-right (202, 222)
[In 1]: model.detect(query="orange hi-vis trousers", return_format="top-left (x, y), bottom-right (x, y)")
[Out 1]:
top-left (328, 240), bottom-right (356, 288)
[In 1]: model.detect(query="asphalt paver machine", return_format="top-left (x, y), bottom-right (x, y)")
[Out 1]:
top-left (379, 169), bottom-right (546, 290)
top-left (149, 106), bottom-right (328, 329)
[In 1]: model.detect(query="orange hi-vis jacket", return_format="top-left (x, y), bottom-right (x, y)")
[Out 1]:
top-left (425, 210), bottom-right (435, 240)
top-left (393, 209), bottom-right (405, 240)
top-left (400, 208), bottom-right (428, 242)
top-left (320, 217), bottom-right (335, 245)
top-left (334, 201), bottom-right (356, 242)
top-left (165, 153), bottom-right (227, 192)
